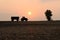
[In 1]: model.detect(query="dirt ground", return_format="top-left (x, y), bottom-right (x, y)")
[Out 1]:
top-left (0, 24), bottom-right (60, 40)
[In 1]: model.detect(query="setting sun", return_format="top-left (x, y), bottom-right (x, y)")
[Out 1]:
top-left (28, 11), bottom-right (32, 15)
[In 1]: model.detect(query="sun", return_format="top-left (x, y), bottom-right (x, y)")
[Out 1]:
top-left (28, 11), bottom-right (32, 15)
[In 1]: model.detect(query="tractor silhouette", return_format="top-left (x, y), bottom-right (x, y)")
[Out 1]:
top-left (21, 16), bottom-right (28, 22)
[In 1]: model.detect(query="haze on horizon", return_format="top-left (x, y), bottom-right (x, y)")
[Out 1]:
top-left (0, 0), bottom-right (60, 21)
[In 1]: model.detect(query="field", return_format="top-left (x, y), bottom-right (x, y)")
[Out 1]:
top-left (0, 21), bottom-right (60, 40)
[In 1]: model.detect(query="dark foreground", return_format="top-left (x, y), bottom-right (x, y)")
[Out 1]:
top-left (0, 21), bottom-right (60, 40)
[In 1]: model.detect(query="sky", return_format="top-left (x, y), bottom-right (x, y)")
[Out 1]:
top-left (0, 0), bottom-right (60, 21)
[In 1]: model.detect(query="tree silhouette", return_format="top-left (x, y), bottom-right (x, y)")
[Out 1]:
top-left (45, 10), bottom-right (52, 21)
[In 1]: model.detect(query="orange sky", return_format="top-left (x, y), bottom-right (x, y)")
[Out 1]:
top-left (0, 0), bottom-right (60, 21)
